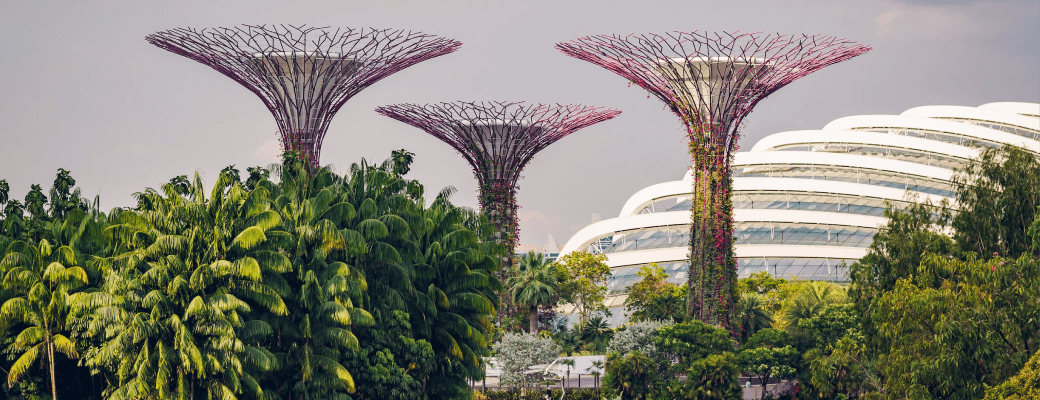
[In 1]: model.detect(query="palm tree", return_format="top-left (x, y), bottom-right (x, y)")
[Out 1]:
top-left (736, 293), bottom-right (772, 342)
top-left (780, 282), bottom-right (845, 330)
top-left (552, 324), bottom-right (582, 356)
top-left (0, 239), bottom-right (88, 400)
top-left (2, 200), bottom-right (26, 239)
top-left (407, 183), bottom-right (499, 397)
top-left (580, 316), bottom-right (613, 353)
top-left (390, 149), bottom-right (416, 176)
top-left (77, 171), bottom-right (287, 399)
top-left (507, 251), bottom-right (559, 333)
top-left (262, 162), bottom-right (373, 399)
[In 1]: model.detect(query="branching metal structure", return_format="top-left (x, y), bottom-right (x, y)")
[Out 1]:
top-left (147, 24), bottom-right (461, 168)
top-left (556, 31), bottom-right (870, 328)
top-left (375, 101), bottom-right (620, 267)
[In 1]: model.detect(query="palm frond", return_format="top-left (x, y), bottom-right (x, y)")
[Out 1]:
top-left (232, 227), bottom-right (267, 251)
top-left (52, 333), bottom-right (80, 358)
top-left (6, 343), bottom-right (42, 386)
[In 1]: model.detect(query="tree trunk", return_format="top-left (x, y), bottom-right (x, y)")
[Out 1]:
top-left (528, 305), bottom-right (539, 333)
top-left (48, 338), bottom-right (57, 400)
top-left (686, 159), bottom-right (738, 329)
top-left (760, 373), bottom-right (771, 400)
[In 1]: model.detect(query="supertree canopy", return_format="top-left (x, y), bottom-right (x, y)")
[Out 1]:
top-left (147, 24), bottom-right (462, 168)
top-left (375, 101), bottom-right (620, 267)
top-left (556, 31), bottom-right (870, 328)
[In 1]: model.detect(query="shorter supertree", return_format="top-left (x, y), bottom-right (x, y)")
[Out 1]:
top-left (375, 102), bottom-right (620, 269)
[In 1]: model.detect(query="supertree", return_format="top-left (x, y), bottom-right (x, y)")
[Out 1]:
top-left (147, 24), bottom-right (461, 168)
top-left (375, 101), bottom-right (620, 269)
top-left (556, 32), bottom-right (870, 328)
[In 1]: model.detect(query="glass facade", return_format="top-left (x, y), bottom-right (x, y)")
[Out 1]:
top-left (597, 222), bottom-right (876, 255)
top-left (638, 197), bottom-right (692, 214)
top-left (772, 143), bottom-right (968, 169)
top-left (736, 257), bottom-right (855, 281)
top-left (558, 306), bottom-right (629, 328)
top-left (937, 117), bottom-right (1040, 141)
top-left (605, 257), bottom-right (856, 296)
top-left (606, 261), bottom-right (688, 294)
top-left (599, 225), bottom-right (689, 254)
top-left (733, 164), bottom-right (956, 198)
top-left (640, 191), bottom-right (913, 217)
top-left (853, 127), bottom-right (1002, 149)
top-left (594, 220), bottom-right (877, 253)
top-left (734, 222), bottom-right (876, 248)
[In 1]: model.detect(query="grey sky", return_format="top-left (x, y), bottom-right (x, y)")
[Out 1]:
top-left (1, 0), bottom-right (1038, 247)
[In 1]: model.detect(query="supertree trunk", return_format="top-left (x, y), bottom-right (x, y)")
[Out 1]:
top-left (687, 141), bottom-right (737, 324)
top-left (480, 181), bottom-right (520, 269)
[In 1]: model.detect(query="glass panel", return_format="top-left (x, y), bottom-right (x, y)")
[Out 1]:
top-left (770, 142), bottom-right (968, 169)
top-left (733, 165), bottom-right (956, 198)
top-left (938, 118), bottom-right (1040, 141)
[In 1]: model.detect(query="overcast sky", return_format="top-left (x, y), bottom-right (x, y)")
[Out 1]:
top-left (1, 0), bottom-right (1038, 247)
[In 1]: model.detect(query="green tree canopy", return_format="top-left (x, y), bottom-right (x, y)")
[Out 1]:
top-left (624, 263), bottom-right (685, 323)
top-left (953, 145), bottom-right (1040, 258)
top-left (653, 321), bottom-right (734, 372)
top-left (873, 253), bottom-right (1040, 399)
top-left (984, 349), bottom-right (1040, 400)
top-left (507, 251), bottom-right (560, 333)
top-left (738, 329), bottom-right (799, 400)
top-left (736, 293), bottom-right (771, 343)
top-left (555, 251), bottom-right (610, 326)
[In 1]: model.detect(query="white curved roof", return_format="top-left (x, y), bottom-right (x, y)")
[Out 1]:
top-left (618, 177), bottom-right (947, 218)
top-left (733, 151), bottom-right (956, 181)
top-left (822, 115), bottom-right (1040, 151)
top-left (979, 102), bottom-right (1040, 117)
top-left (560, 208), bottom-right (886, 255)
top-left (749, 130), bottom-right (980, 161)
top-left (901, 105), bottom-right (1040, 132)
top-left (601, 246), bottom-right (869, 268)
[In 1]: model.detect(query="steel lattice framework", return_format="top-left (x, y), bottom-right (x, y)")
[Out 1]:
top-left (375, 101), bottom-right (620, 266)
top-left (556, 31), bottom-right (870, 328)
top-left (147, 24), bottom-right (462, 168)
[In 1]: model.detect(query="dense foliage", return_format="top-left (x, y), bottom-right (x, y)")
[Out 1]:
top-left (600, 320), bottom-right (742, 399)
top-left (553, 252), bottom-right (610, 327)
top-left (3, 142), bottom-right (1039, 400)
top-left (474, 388), bottom-right (600, 400)
top-left (984, 349), bottom-right (1040, 400)
top-left (623, 264), bottom-right (685, 323)
top-left (0, 152), bottom-right (501, 400)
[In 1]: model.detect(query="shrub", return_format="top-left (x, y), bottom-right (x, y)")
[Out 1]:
top-left (659, 352), bottom-right (743, 400)
top-left (654, 321), bottom-right (735, 372)
top-left (607, 320), bottom-right (671, 357)
top-left (984, 349), bottom-right (1040, 400)
top-left (496, 333), bottom-right (562, 391)
top-left (602, 350), bottom-right (660, 400)
top-left (478, 388), bottom-right (601, 400)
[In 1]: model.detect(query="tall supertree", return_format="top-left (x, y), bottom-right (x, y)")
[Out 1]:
top-left (556, 32), bottom-right (870, 328)
top-left (375, 102), bottom-right (620, 268)
top-left (147, 24), bottom-right (461, 168)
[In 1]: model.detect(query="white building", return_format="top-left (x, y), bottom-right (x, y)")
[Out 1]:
top-left (557, 102), bottom-right (1039, 324)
